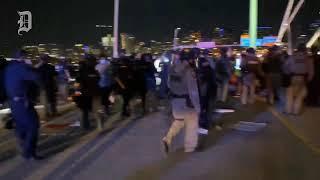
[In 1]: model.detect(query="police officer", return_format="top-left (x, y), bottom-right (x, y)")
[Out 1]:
top-left (285, 44), bottom-right (314, 115)
top-left (306, 46), bottom-right (320, 106)
top-left (4, 50), bottom-right (42, 160)
top-left (216, 47), bottom-right (233, 102)
top-left (240, 48), bottom-right (262, 105)
top-left (197, 49), bottom-right (216, 135)
top-left (36, 54), bottom-right (58, 117)
top-left (162, 51), bottom-right (200, 154)
top-left (77, 54), bottom-right (99, 130)
top-left (113, 57), bottom-right (135, 117)
top-left (263, 45), bottom-right (283, 105)
top-left (0, 56), bottom-right (8, 106)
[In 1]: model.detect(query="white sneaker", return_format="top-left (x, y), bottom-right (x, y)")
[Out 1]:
top-left (198, 128), bottom-right (209, 135)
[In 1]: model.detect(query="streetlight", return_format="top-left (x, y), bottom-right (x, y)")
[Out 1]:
top-left (113, 0), bottom-right (120, 58)
top-left (173, 27), bottom-right (181, 49)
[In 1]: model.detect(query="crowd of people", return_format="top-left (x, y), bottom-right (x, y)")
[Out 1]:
top-left (162, 44), bottom-right (320, 154)
top-left (0, 43), bottom-right (319, 159)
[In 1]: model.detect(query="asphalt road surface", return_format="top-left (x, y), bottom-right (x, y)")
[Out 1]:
top-left (0, 100), bottom-right (319, 180)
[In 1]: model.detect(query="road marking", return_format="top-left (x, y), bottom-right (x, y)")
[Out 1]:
top-left (25, 113), bottom-right (145, 180)
top-left (269, 107), bottom-right (320, 154)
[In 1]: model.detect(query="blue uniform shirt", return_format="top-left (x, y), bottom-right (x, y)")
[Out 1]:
top-left (4, 60), bottom-right (40, 98)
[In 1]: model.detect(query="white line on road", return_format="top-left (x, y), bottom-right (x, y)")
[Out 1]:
top-left (25, 113), bottom-right (147, 180)
top-left (269, 107), bottom-right (320, 154)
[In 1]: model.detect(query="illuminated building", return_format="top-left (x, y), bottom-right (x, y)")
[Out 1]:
top-left (212, 27), bottom-right (234, 45)
top-left (241, 27), bottom-right (277, 47)
top-left (120, 33), bottom-right (136, 54)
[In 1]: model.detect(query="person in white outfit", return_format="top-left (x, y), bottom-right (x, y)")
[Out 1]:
top-left (162, 51), bottom-right (200, 154)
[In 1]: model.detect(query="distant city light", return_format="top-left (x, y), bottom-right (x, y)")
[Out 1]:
top-left (96, 25), bottom-right (112, 28)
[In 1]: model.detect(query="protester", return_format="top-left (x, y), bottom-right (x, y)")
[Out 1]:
top-left (36, 54), bottom-right (58, 117)
top-left (197, 49), bottom-right (217, 135)
top-left (132, 54), bottom-right (148, 114)
top-left (159, 52), bottom-right (171, 99)
top-left (0, 56), bottom-right (8, 107)
top-left (216, 47), bottom-right (233, 102)
top-left (113, 57), bottom-right (135, 117)
top-left (76, 54), bottom-right (99, 130)
top-left (56, 57), bottom-right (71, 103)
top-left (4, 50), bottom-right (42, 160)
top-left (95, 53), bottom-right (112, 113)
top-left (162, 51), bottom-right (200, 154)
top-left (306, 46), bottom-right (320, 106)
top-left (240, 48), bottom-right (262, 105)
top-left (277, 51), bottom-right (291, 109)
top-left (142, 53), bottom-right (158, 113)
top-left (263, 45), bottom-right (283, 105)
top-left (284, 44), bottom-right (314, 115)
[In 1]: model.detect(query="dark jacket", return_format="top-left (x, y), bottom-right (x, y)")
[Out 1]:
top-left (198, 57), bottom-right (216, 96)
top-left (77, 60), bottom-right (99, 96)
top-left (0, 59), bottom-right (8, 103)
top-left (37, 63), bottom-right (57, 91)
top-left (263, 54), bottom-right (283, 74)
top-left (216, 57), bottom-right (232, 83)
top-left (4, 61), bottom-right (41, 101)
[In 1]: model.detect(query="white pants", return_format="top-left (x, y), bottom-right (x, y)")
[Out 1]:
top-left (241, 83), bottom-right (256, 105)
top-left (164, 98), bottom-right (198, 152)
top-left (58, 84), bottom-right (68, 102)
top-left (217, 82), bottom-right (229, 102)
top-left (286, 76), bottom-right (307, 114)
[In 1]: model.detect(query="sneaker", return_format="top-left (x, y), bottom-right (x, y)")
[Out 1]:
top-left (162, 138), bottom-right (170, 155)
top-left (198, 128), bottom-right (209, 135)
top-left (215, 125), bottom-right (223, 131)
top-left (185, 149), bottom-right (195, 153)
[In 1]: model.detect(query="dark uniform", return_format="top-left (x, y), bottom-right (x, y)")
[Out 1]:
top-left (113, 58), bottom-right (135, 116)
top-left (38, 62), bottom-right (58, 116)
top-left (76, 57), bottom-right (99, 129)
top-left (307, 50), bottom-right (320, 106)
top-left (0, 57), bottom-right (8, 104)
top-left (4, 60), bottom-right (41, 159)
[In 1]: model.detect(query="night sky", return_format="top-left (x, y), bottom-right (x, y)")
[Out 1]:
top-left (0, 0), bottom-right (319, 54)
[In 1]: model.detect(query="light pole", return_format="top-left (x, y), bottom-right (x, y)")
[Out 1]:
top-left (249, 0), bottom-right (258, 48)
top-left (277, 0), bottom-right (305, 43)
top-left (173, 27), bottom-right (181, 49)
top-left (113, 0), bottom-right (120, 58)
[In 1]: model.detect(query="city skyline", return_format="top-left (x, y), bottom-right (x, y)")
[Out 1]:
top-left (0, 0), bottom-right (319, 55)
